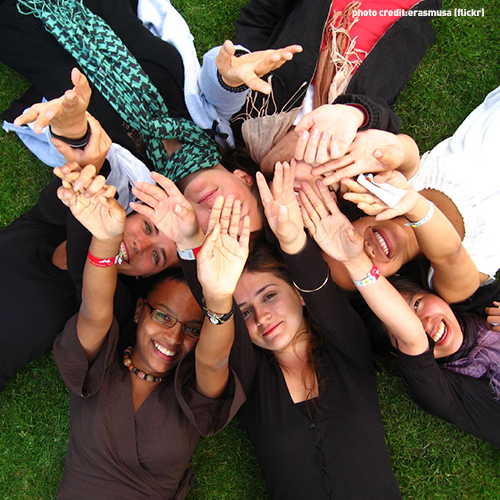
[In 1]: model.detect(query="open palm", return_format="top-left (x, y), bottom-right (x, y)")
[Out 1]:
top-left (197, 195), bottom-right (250, 298)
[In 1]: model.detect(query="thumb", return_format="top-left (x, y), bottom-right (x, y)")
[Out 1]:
top-left (372, 146), bottom-right (404, 170)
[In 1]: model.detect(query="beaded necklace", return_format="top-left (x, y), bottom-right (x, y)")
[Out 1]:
top-left (123, 346), bottom-right (164, 383)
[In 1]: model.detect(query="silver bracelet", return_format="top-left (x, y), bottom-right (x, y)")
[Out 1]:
top-left (404, 201), bottom-right (434, 228)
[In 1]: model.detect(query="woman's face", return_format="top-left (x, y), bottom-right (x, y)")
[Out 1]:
top-left (352, 215), bottom-right (419, 276)
top-left (180, 165), bottom-right (263, 233)
top-left (118, 213), bottom-right (178, 277)
top-left (234, 271), bottom-right (307, 353)
top-left (328, 216), bottom-right (419, 290)
top-left (132, 280), bottom-right (204, 377)
top-left (401, 290), bottom-right (464, 358)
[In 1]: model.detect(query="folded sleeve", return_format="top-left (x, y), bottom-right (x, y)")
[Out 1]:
top-left (174, 352), bottom-right (246, 436)
top-left (53, 314), bottom-right (119, 397)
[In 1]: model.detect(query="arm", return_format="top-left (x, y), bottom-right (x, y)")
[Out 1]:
top-left (257, 161), bottom-right (370, 357)
top-left (57, 173), bottom-right (126, 363)
top-left (342, 171), bottom-right (481, 303)
top-left (194, 195), bottom-right (250, 399)
top-left (299, 181), bottom-right (429, 356)
top-left (14, 68), bottom-right (111, 171)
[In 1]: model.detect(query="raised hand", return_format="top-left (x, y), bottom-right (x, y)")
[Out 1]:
top-left (197, 195), bottom-right (250, 298)
top-left (303, 128), bottom-right (407, 188)
top-left (216, 39), bottom-right (302, 94)
top-left (51, 113), bottom-right (111, 171)
top-left (341, 170), bottom-right (421, 221)
top-left (300, 180), bottom-right (364, 263)
top-left (14, 67), bottom-right (91, 138)
top-left (294, 104), bottom-right (366, 164)
top-left (256, 160), bottom-right (306, 254)
top-left (57, 172), bottom-right (126, 240)
top-left (130, 171), bottom-right (201, 247)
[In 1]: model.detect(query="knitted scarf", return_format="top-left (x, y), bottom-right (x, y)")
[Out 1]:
top-left (17, 0), bottom-right (221, 182)
top-left (443, 322), bottom-right (500, 399)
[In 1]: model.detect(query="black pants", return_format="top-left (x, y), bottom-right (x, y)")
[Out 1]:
top-left (0, 0), bottom-right (189, 165)
top-left (0, 181), bottom-right (77, 391)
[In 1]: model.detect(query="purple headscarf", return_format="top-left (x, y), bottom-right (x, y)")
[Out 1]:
top-left (443, 322), bottom-right (500, 399)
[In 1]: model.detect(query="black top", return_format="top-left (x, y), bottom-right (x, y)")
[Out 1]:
top-left (182, 239), bottom-right (401, 499)
top-left (397, 348), bottom-right (500, 448)
top-left (232, 0), bottom-right (443, 144)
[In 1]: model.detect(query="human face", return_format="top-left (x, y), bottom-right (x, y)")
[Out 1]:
top-left (401, 291), bottom-right (463, 359)
top-left (180, 164), bottom-right (263, 232)
top-left (352, 216), bottom-right (420, 277)
top-left (234, 271), bottom-right (307, 354)
top-left (118, 212), bottom-right (178, 277)
top-left (132, 280), bottom-right (204, 377)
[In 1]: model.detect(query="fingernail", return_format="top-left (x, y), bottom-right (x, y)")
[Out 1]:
top-left (311, 128), bottom-right (320, 139)
top-left (74, 182), bottom-right (82, 191)
top-left (301, 130), bottom-right (309, 140)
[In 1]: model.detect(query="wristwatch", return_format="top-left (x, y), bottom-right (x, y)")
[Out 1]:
top-left (202, 300), bottom-right (234, 325)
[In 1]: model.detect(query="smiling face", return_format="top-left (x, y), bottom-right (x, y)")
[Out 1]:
top-left (328, 215), bottom-right (420, 290)
top-left (234, 271), bottom-right (307, 353)
top-left (352, 216), bottom-right (420, 276)
top-left (180, 164), bottom-right (263, 232)
top-left (132, 279), bottom-right (204, 377)
top-left (401, 291), bottom-right (464, 358)
top-left (118, 212), bottom-right (178, 277)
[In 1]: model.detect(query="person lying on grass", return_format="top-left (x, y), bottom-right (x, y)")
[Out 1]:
top-left (130, 163), bottom-right (402, 499)
top-left (291, 84), bottom-right (500, 315)
top-left (52, 167), bottom-right (248, 499)
top-left (298, 178), bottom-right (500, 449)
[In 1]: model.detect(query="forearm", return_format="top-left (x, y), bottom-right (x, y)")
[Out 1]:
top-left (77, 235), bottom-right (121, 361)
top-left (199, 47), bottom-right (250, 121)
top-left (333, 94), bottom-right (402, 133)
top-left (405, 196), bottom-right (459, 259)
top-left (343, 254), bottom-right (428, 355)
top-left (195, 294), bottom-right (234, 398)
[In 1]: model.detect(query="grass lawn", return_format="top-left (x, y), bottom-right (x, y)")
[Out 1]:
top-left (1, 0), bottom-right (500, 498)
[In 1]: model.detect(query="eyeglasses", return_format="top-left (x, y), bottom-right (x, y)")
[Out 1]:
top-left (144, 300), bottom-right (201, 339)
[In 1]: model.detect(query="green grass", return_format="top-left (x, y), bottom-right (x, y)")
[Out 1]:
top-left (1, 0), bottom-right (500, 498)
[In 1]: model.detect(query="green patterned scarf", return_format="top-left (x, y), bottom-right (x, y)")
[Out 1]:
top-left (17, 0), bottom-right (221, 182)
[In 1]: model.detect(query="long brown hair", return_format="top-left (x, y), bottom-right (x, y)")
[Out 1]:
top-left (245, 232), bottom-right (324, 400)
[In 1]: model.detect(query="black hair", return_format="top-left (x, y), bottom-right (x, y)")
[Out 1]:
top-left (220, 145), bottom-right (259, 178)
top-left (117, 266), bottom-right (190, 352)
top-left (370, 275), bottom-right (491, 359)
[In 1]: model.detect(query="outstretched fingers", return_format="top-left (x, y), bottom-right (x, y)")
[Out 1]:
top-left (206, 195), bottom-right (225, 235)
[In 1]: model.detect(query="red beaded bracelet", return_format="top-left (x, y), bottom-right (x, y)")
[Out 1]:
top-left (87, 250), bottom-right (120, 268)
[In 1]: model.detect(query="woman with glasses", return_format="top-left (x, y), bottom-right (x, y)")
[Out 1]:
top-left (51, 166), bottom-right (248, 499)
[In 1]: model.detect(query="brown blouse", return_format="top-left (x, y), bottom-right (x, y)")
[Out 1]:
top-left (53, 315), bottom-right (244, 500)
